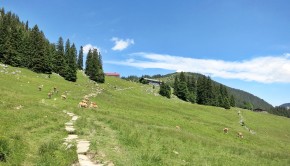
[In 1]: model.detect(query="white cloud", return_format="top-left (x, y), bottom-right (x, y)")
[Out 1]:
top-left (83, 44), bottom-right (100, 54)
top-left (106, 52), bottom-right (290, 83)
top-left (111, 37), bottom-right (134, 51)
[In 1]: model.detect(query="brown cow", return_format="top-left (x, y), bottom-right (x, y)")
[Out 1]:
top-left (48, 92), bottom-right (52, 99)
top-left (237, 132), bottom-right (243, 138)
top-left (223, 128), bottom-right (229, 134)
top-left (61, 95), bottom-right (67, 100)
top-left (78, 102), bottom-right (88, 108)
top-left (89, 102), bottom-right (98, 108)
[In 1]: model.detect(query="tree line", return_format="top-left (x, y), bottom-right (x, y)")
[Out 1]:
top-left (0, 8), bottom-right (104, 83)
top-left (268, 107), bottom-right (290, 118)
top-left (160, 72), bottom-right (235, 109)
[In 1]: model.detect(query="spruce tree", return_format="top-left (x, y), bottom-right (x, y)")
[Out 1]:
top-left (196, 75), bottom-right (212, 105)
top-left (64, 43), bottom-right (77, 82)
top-left (173, 75), bottom-right (179, 95)
top-left (64, 39), bottom-right (70, 61)
top-left (96, 51), bottom-right (105, 83)
top-left (21, 31), bottom-right (32, 68)
top-left (176, 82), bottom-right (189, 101)
top-left (159, 82), bottom-right (171, 98)
top-left (205, 76), bottom-right (214, 105)
top-left (0, 11), bottom-right (12, 64)
top-left (218, 84), bottom-right (230, 109)
top-left (85, 49), bottom-right (105, 83)
top-left (175, 72), bottom-right (189, 101)
top-left (179, 72), bottom-right (186, 82)
top-left (230, 95), bottom-right (236, 107)
top-left (30, 25), bottom-right (51, 73)
top-left (77, 46), bottom-right (84, 70)
top-left (85, 49), bottom-right (93, 76)
top-left (54, 37), bottom-right (67, 77)
top-left (187, 76), bottom-right (196, 103)
top-left (224, 97), bottom-right (231, 109)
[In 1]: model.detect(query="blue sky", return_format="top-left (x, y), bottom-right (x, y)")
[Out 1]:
top-left (1, 0), bottom-right (290, 106)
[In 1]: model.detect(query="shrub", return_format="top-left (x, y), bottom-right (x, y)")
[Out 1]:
top-left (0, 137), bottom-right (10, 162)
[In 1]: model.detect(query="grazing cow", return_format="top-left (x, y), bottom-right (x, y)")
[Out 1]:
top-left (176, 126), bottom-right (181, 130)
top-left (84, 97), bottom-right (89, 102)
top-left (38, 85), bottom-right (43, 91)
top-left (237, 132), bottom-right (243, 138)
top-left (223, 128), bottom-right (229, 134)
top-left (48, 92), bottom-right (52, 99)
top-left (53, 87), bottom-right (57, 93)
top-left (89, 102), bottom-right (98, 108)
top-left (61, 95), bottom-right (67, 100)
top-left (78, 102), bottom-right (88, 108)
top-left (82, 99), bottom-right (88, 104)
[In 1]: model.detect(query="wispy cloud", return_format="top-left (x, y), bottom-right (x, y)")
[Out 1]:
top-left (111, 37), bottom-right (134, 51)
top-left (106, 52), bottom-right (290, 83)
top-left (83, 44), bottom-right (100, 54)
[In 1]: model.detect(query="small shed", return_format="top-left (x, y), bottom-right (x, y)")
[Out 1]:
top-left (140, 77), bottom-right (162, 86)
top-left (105, 72), bottom-right (120, 78)
top-left (253, 108), bottom-right (265, 112)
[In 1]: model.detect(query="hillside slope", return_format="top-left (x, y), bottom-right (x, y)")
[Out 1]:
top-left (1, 64), bottom-right (290, 165)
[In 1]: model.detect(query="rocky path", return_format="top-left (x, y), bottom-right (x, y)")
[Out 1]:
top-left (63, 110), bottom-right (103, 166)
top-left (238, 110), bottom-right (256, 134)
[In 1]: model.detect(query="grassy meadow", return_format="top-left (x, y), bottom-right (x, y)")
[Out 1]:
top-left (1, 64), bottom-right (290, 165)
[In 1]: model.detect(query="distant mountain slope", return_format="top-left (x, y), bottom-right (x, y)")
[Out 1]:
top-left (280, 103), bottom-right (290, 108)
top-left (156, 72), bottom-right (273, 110)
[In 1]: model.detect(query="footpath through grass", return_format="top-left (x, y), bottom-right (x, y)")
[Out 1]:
top-left (1, 64), bottom-right (290, 165)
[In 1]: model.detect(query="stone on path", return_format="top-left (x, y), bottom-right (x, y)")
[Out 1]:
top-left (78, 154), bottom-right (103, 166)
top-left (65, 122), bottom-right (74, 126)
top-left (65, 126), bottom-right (76, 133)
top-left (64, 134), bottom-right (78, 142)
top-left (72, 116), bottom-right (79, 121)
top-left (67, 112), bottom-right (75, 117)
top-left (77, 140), bottom-right (90, 154)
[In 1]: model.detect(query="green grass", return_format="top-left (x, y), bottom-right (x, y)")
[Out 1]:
top-left (1, 64), bottom-right (290, 165)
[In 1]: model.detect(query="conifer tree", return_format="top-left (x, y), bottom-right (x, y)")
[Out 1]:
top-left (176, 82), bottom-right (189, 101)
top-left (175, 72), bottom-right (189, 101)
top-left (224, 97), bottom-right (231, 109)
top-left (30, 25), bottom-right (51, 73)
top-left (179, 71), bottom-right (186, 82)
top-left (230, 95), bottom-right (236, 107)
top-left (64, 39), bottom-right (70, 61)
top-left (173, 75), bottom-right (179, 95)
top-left (95, 51), bottom-right (105, 83)
top-left (0, 11), bottom-right (12, 64)
top-left (159, 82), bottom-right (171, 98)
top-left (85, 49), bottom-right (105, 83)
top-left (21, 31), bottom-right (32, 68)
top-left (187, 76), bottom-right (196, 103)
top-left (64, 43), bottom-right (77, 82)
top-left (218, 84), bottom-right (230, 109)
top-left (77, 46), bottom-right (83, 70)
top-left (54, 37), bottom-right (67, 77)
top-left (85, 49), bottom-right (93, 76)
top-left (205, 76), bottom-right (214, 105)
top-left (197, 76), bottom-right (212, 105)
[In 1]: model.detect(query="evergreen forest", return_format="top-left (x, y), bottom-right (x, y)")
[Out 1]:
top-left (0, 8), bottom-right (104, 83)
